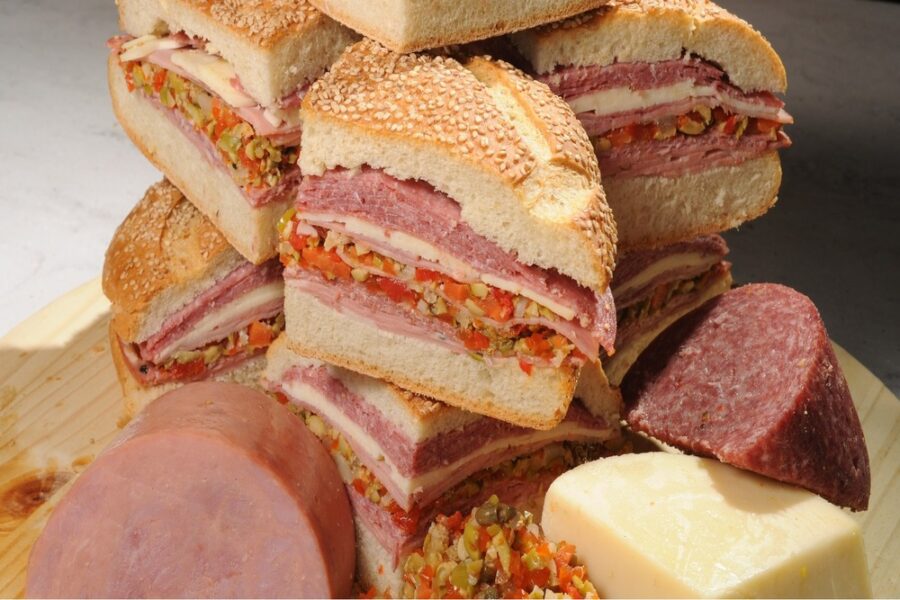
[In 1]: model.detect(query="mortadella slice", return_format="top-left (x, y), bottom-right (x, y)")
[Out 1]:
top-left (26, 382), bottom-right (355, 598)
top-left (622, 284), bottom-right (870, 511)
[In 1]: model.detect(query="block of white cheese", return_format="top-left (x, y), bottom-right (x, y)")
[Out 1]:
top-left (542, 453), bottom-right (872, 598)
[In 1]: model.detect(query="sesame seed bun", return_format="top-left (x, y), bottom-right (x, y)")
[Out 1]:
top-left (102, 179), bottom-right (246, 344)
top-left (116, 0), bottom-right (358, 106)
top-left (512, 0), bottom-right (787, 93)
top-left (307, 0), bottom-right (609, 54)
top-left (300, 39), bottom-right (617, 294)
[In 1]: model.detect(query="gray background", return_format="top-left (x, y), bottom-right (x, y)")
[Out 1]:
top-left (0, 0), bottom-right (897, 394)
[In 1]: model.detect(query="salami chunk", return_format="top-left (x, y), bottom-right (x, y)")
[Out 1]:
top-left (622, 284), bottom-right (870, 511)
top-left (26, 383), bottom-right (355, 598)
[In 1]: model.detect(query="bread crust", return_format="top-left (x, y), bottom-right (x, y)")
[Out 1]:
top-left (309, 0), bottom-right (608, 54)
top-left (102, 179), bottom-right (242, 343)
top-left (283, 284), bottom-right (580, 430)
top-left (512, 0), bottom-right (787, 93)
top-left (116, 0), bottom-right (358, 105)
top-left (301, 39), bottom-right (616, 292)
top-left (265, 336), bottom-right (479, 435)
top-left (607, 152), bottom-right (781, 251)
top-left (108, 54), bottom-right (289, 265)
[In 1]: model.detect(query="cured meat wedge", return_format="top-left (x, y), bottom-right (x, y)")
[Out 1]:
top-left (622, 284), bottom-right (870, 510)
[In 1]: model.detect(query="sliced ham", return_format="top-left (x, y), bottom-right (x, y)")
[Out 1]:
top-left (542, 58), bottom-right (732, 97)
top-left (119, 338), bottom-right (265, 387)
top-left (613, 235), bottom-right (729, 309)
top-left (538, 57), bottom-right (791, 179)
top-left (139, 260), bottom-right (283, 363)
top-left (540, 58), bottom-right (787, 123)
top-left (598, 129), bottom-right (790, 179)
top-left (269, 363), bottom-right (614, 512)
top-left (295, 168), bottom-right (616, 355)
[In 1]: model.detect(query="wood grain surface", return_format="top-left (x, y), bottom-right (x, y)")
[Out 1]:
top-left (0, 279), bottom-right (897, 597)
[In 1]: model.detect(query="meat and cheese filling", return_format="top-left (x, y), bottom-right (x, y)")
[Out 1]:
top-left (539, 58), bottom-right (792, 178)
top-left (263, 338), bottom-right (619, 572)
top-left (288, 399), bottom-right (608, 570)
top-left (603, 235), bottom-right (733, 385)
top-left (108, 34), bottom-right (305, 206)
top-left (120, 261), bottom-right (284, 386)
top-left (280, 168), bottom-right (617, 374)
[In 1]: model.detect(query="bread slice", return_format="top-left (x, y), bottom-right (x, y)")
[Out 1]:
top-left (108, 55), bottom-right (289, 263)
top-left (300, 39), bottom-right (616, 293)
top-left (307, 0), bottom-right (608, 54)
top-left (604, 266), bottom-right (732, 386)
top-left (116, 0), bottom-right (358, 106)
top-left (109, 321), bottom-right (267, 419)
top-left (353, 517), bottom-right (402, 597)
top-left (102, 179), bottom-right (246, 343)
top-left (511, 0), bottom-right (786, 93)
top-left (285, 284), bottom-right (625, 430)
top-left (265, 336), bottom-right (484, 441)
top-left (607, 152), bottom-right (781, 251)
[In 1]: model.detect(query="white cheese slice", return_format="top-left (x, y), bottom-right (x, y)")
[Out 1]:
top-left (119, 34), bottom-right (188, 63)
top-left (154, 281), bottom-right (284, 361)
top-left (569, 81), bottom-right (789, 122)
top-left (568, 81), bottom-right (705, 115)
top-left (542, 453), bottom-right (872, 599)
top-left (170, 49), bottom-right (256, 108)
top-left (301, 212), bottom-right (579, 321)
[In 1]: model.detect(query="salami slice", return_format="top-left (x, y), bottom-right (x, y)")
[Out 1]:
top-left (26, 382), bottom-right (355, 598)
top-left (622, 284), bottom-right (870, 511)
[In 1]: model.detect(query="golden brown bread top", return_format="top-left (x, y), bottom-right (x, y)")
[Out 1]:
top-left (102, 179), bottom-right (239, 340)
top-left (305, 39), bottom-right (538, 184)
top-left (532, 0), bottom-right (736, 35)
top-left (119, 0), bottom-right (326, 48)
top-left (520, 0), bottom-right (787, 93)
top-left (303, 39), bottom-right (605, 187)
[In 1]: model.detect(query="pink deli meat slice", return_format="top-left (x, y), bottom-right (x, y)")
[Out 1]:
top-left (138, 259), bottom-right (283, 362)
top-left (597, 129), bottom-right (790, 179)
top-left (540, 58), bottom-right (788, 123)
top-left (622, 283), bottom-right (870, 510)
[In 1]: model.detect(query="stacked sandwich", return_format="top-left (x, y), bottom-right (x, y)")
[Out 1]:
top-left (510, 0), bottom-right (791, 384)
top-left (103, 0), bottom-right (356, 406)
top-left (102, 0), bottom-right (625, 595)
top-left (101, 0), bottom-right (792, 596)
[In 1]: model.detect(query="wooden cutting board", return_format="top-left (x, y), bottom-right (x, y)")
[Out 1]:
top-left (0, 279), bottom-right (897, 597)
